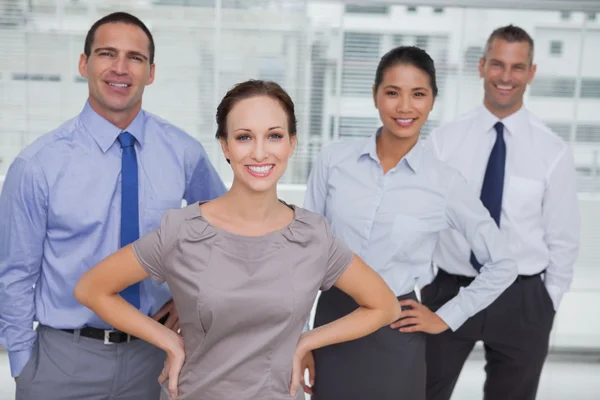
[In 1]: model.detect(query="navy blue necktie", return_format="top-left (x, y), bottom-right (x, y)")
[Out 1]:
top-left (470, 122), bottom-right (506, 271)
top-left (118, 132), bottom-right (140, 309)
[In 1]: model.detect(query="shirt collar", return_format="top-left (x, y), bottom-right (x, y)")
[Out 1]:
top-left (79, 100), bottom-right (146, 153)
top-left (478, 104), bottom-right (528, 136)
top-left (359, 127), bottom-right (424, 173)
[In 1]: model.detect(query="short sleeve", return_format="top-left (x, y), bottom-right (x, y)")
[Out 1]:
top-left (132, 212), bottom-right (171, 284)
top-left (320, 219), bottom-right (354, 291)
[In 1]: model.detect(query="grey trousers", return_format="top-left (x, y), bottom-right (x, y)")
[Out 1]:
top-left (312, 287), bottom-right (426, 400)
top-left (16, 325), bottom-right (165, 400)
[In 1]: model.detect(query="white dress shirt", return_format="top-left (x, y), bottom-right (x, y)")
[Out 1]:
top-left (428, 105), bottom-right (580, 310)
top-left (304, 132), bottom-right (517, 330)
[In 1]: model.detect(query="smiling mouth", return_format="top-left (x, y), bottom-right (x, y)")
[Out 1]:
top-left (246, 164), bottom-right (274, 177)
top-left (494, 83), bottom-right (515, 94)
top-left (394, 118), bottom-right (417, 127)
top-left (106, 81), bottom-right (132, 89)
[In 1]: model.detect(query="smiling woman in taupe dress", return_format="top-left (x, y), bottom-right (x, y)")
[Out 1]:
top-left (74, 80), bottom-right (402, 400)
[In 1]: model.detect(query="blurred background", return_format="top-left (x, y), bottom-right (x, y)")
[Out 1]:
top-left (0, 0), bottom-right (599, 398)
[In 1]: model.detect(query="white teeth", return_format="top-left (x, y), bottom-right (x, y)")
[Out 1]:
top-left (109, 83), bottom-right (128, 88)
top-left (248, 165), bottom-right (273, 174)
top-left (496, 85), bottom-right (512, 90)
top-left (396, 119), bottom-right (414, 124)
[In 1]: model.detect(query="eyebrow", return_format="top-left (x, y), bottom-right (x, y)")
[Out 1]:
top-left (489, 58), bottom-right (527, 67)
top-left (384, 84), bottom-right (430, 92)
top-left (93, 47), bottom-right (149, 61)
top-left (234, 126), bottom-right (284, 133)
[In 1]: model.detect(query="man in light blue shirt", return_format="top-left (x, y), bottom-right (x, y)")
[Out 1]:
top-left (0, 12), bottom-right (226, 400)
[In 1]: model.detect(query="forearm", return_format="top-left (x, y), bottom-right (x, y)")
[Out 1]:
top-left (0, 276), bottom-right (39, 377)
top-left (77, 292), bottom-right (179, 352)
top-left (298, 305), bottom-right (400, 352)
top-left (436, 257), bottom-right (517, 331)
top-left (544, 260), bottom-right (575, 310)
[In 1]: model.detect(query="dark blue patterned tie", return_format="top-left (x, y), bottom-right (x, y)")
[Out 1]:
top-left (470, 122), bottom-right (506, 271)
top-left (118, 132), bottom-right (140, 308)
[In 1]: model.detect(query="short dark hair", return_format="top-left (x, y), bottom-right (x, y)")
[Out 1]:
top-left (215, 80), bottom-right (297, 140)
top-left (374, 46), bottom-right (438, 97)
top-left (84, 12), bottom-right (155, 64)
top-left (484, 25), bottom-right (534, 63)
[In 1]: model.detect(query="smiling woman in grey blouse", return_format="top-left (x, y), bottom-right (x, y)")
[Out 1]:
top-left (300, 46), bottom-right (519, 400)
top-left (74, 79), bottom-right (402, 400)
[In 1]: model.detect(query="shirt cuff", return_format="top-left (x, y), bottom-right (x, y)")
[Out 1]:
top-left (544, 283), bottom-right (563, 311)
top-left (9, 348), bottom-right (34, 377)
top-left (302, 318), bottom-right (311, 333)
top-left (435, 302), bottom-right (469, 332)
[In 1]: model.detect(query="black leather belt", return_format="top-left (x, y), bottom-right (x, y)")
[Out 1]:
top-left (438, 268), bottom-right (543, 284)
top-left (60, 313), bottom-right (169, 344)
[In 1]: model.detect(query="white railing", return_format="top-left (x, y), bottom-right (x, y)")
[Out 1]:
top-left (0, 176), bottom-right (599, 350)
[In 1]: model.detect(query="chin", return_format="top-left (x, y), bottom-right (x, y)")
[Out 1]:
top-left (390, 129), bottom-right (420, 140)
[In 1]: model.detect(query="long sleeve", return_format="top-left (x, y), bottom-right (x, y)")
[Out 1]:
top-left (302, 148), bottom-right (331, 332)
top-left (541, 148), bottom-right (580, 310)
top-left (0, 157), bottom-right (48, 377)
top-left (303, 148), bottom-right (330, 214)
top-left (183, 142), bottom-right (227, 204)
top-left (435, 173), bottom-right (518, 331)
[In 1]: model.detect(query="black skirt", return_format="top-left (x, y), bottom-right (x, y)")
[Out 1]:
top-left (311, 287), bottom-right (426, 400)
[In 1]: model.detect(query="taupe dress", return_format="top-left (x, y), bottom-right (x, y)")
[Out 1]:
top-left (132, 202), bottom-right (353, 400)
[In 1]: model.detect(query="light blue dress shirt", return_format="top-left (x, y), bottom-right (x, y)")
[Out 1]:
top-left (0, 101), bottom-right (227, 377)
top-left (304, 131), bottom-right (517, 332)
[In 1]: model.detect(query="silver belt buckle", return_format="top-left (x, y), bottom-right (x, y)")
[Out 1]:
top-left (104, 329), bottom-right (116, 345)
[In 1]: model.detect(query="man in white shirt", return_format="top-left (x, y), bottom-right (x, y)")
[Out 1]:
top-left (424, 25), bottom-right (580, 400)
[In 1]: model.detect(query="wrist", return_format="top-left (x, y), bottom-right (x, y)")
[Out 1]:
top-left (296, 332), bottom-right (313, 356)
top-left (163, 329), bottom-right (183, 355)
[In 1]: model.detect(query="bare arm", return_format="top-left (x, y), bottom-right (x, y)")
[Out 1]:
top-left (74, 245), bottom-right (183, 397)
top-left (299, 254), bottom-right (400, 351)
top-left (290, 254), bottom-right (401, 396)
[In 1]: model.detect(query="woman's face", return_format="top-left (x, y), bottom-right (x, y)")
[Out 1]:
top-left (373, 63), bottom-right (435, 141)
top-left (221, 95), bottom-right (296, 193)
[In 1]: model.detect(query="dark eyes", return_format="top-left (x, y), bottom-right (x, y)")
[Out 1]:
top-left (235, 133), bottom-right (284, 141)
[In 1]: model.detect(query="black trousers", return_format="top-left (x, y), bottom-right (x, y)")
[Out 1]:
top-left (422, 269), bottom-right (556, 400)
top-left (312, 287), bottom-right (426, 400)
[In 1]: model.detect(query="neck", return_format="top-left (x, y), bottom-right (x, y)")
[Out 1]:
top-left (376, 128), bottom-right (419, 168)
top-left (483, 97), bottom-right (522, 120)
top-left (221, 179), bottom-right (281, 222)
top-left (88, 97), bottom-right (141, 130)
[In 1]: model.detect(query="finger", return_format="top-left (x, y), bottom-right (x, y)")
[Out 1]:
top-left (173, 321), bottom-right (180, 334)
top-left (308, 361), bottom-right (315, 386)
top-left (169, 367), bottom-right (180, 399)
top-left (152, 306), bottom-right (169, 321)
top-left (165, 313), bottom-right (178, 330)
top-left (158, 366), bottom-right (168, 384)
top-left (303, 382), bottom-right (313, 395)
top-left (390, 316), bottom-right (420, 329)
top-left (290, 360), bottom-right (300, 397)
top-left (398, 299), bottom-right (420, 308)
top-left (399, 324), bottom-right (424, 333)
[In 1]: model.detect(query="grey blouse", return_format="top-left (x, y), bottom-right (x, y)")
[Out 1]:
top-left (132, 202), bottom-right (353, 400)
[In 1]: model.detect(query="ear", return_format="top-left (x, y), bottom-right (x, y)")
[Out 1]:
top-left (528, 63), bottom-right (537, 84)
top-left (147, 63), bottom-right (156, 86)
top-left (372, 84), bottom-right (378, 109)
top-left (220, 137), bottom-right (230, 163)
top-left (478, 57), bottom-right (485, 79)
top-left (288, 135), bottom-right (297, 158)
top-left (78, 53), bottom-right (89, 79)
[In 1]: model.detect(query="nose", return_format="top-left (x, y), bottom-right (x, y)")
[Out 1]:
top-left (395, 94), bottom-right (412, 113)
top-left (251, 137), bottom-right (268, 162)
top-left (111, 54), bottom-right (128, 75)
top-left (501, 67), bottom-right (511, 84)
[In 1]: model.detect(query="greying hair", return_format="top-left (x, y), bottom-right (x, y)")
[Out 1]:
top-left (484, 25), bottom-right (534, 64)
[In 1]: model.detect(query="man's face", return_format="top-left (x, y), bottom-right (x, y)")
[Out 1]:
top-left (79, 22), bottom-right (155, 119)
top-left (479, 39), bottom-right (536, 117)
